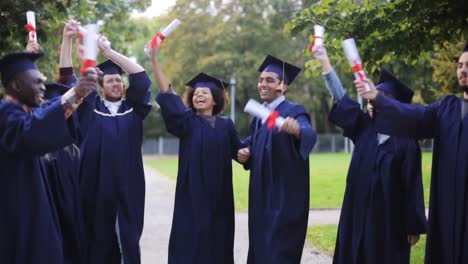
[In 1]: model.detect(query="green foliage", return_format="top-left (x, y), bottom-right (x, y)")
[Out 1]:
top-left (133, 0), bottom-right (338, 135)
top-left (287, 0), bottom-right (468, 104)
top-left (0, 0), bottom-right (150, 95)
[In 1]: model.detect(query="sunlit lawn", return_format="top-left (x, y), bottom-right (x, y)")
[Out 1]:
top-left (145, 152), bottom-right (432, 260)
top-left (144, 152), bottom-right (432, 211)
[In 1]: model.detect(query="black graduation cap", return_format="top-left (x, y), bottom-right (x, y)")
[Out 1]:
top-left (44, 82), bottom-right (70, 100)
top-left (376, 68), bottom-right (414, 103)
top-left (463, 40), bottom-right (468, 52)
top-left (185, 72), bottom-right (229, 90)
top-left (0, 52), bottom-right (42, 87)
top-left (97, 60), bottom-right (124, 75)
top-left (257, 54), bottom-right (302, 85)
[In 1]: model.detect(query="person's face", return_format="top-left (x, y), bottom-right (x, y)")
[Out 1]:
top-left (258, 71), bottom-right (283, 103)
top-left (192, 87), bottom-right (215, 115)
top-left (12, 69), bottom-right (46, 107)
top-left (457, 52), bottom-right (468, 92)
top-left (100, 74), bottom-right (123, 101)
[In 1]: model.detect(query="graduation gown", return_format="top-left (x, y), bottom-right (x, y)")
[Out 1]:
top-left (43, 76), bottom-right (85, 264)
top-left (77, 72), bottom-right (152, 264)
top-left (0, 98), bottom-right (77, 263)
top-left (330, 94), bottom-right (427, 264)
top-left (43, 142), bottom-right (84, 264)
top-left (156, 92), bottom-right (243, 264)
top-left (244, 99), bottom-right (316, 264)
top-left (373, 94), bottom-right (468, 264)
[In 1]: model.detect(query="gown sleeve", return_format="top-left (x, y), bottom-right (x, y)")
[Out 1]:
top-left (155, 92), bottom-right (192, 138)
top-left (373, 93), bottom-right (440, 139)
top-left (0, 99), bottom-right (75, 155)
top-left (125, 71), bottom-right (152, 119)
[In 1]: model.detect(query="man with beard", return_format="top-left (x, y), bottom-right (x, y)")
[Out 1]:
top-left (354, 41), bottom-right (468, 263)
top-left (77, 35), bottom-right (152, 264)
top-left (0, 52), bottom-right (98, 263)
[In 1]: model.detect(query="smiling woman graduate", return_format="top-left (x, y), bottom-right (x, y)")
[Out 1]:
top-left (150, 45), bottom-right (244, 264)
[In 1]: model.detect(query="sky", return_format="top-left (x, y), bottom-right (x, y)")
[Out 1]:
top-left (132, 0), bottom-right (177, 18)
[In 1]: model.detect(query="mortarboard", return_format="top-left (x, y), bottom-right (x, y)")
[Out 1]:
top-left (257, 54), bottom-right (301, 85)
top-left (97, 60), bottom-right (124, 76)
top-left (0, 52), bottom-right (42, 87)
top-left (44, 82), bottom-right (70, 100)
top-left (463, 40), bottom-right (468, 52)
top-left (185, 72), bottom-right (229, 90)
top-left (376, 68), bottom-right (414, 104)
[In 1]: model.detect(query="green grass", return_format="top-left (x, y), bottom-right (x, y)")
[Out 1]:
top-left (145, 153), bottom-right (433, 260)
top-left (144, 152), bottom-right (433, 210)
top-left (307, 224), bottom-right (427, 263)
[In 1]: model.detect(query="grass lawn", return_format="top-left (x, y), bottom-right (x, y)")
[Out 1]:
top-left (307, 224), bottom-right (427, 263)
top-left (144, 152), bottom-right (432, 211)
top-left (145, 152), bottom-right (433, 259)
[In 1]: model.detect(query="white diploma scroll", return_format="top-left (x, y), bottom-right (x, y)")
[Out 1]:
top-left (244, 99), bottom-right (284, 128)
top-left (144, 18), bottom-right (181, 54)
top-left (26, 11), bottom-right (37, 42)
top-left (80, 24), bottom-right (99, 74)
top-left (342, 38), bottom-right (369, 91)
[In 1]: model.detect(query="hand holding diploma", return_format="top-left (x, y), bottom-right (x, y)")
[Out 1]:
top-left (144, 18), bottom-right (181, 55)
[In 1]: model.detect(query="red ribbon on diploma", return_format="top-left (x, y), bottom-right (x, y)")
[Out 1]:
top-left (24, 23), bottom-right (36, 40)
top-left (267, 110), bottom-right (280, 129)
top-left (150, 32), bottom-right (166, 48)
top-left (308, 35), bottom-right (321, 52)
top-left (352, 61), bottom-right (365, 80)
top-left (80, 59), bottom-right (96, 75)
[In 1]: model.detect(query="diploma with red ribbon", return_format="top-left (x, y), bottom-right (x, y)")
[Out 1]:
top-left (144, 18), bottom-right (181, 54)
top-left (342, 38), bottom-right (370, 91)
top-left (80, 24), bottom-right (99, 75)
top-left (308, 25), bottom-right (325, 52)
top-left (244, 99), bottom-right (285, 129)
top-left (25, 11), bottom-right (37, 42)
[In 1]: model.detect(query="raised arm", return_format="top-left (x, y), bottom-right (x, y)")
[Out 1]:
top-left (98, 35), bottom-right (144, 74)
top-left (312, 45), bottom-right (345, 102)
top-left (355, 79), bottom-right (437, 139)
top-left (149, 44), bottom-right (171, 93)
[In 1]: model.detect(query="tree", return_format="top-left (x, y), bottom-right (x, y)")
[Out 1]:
top-left (0, 0), bottom-right (150, 95)
top-left (287, 0), bottom-right (468, 104)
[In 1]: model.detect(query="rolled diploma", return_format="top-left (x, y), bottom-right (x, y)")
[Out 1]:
top-left (244, 99), bottom-right (284, 128)
top-left (342, 38), bottom-right (369, 91)
top-left (26, 11), bottom-right (36, 41)
top-left (313, 25), bottom-right (325, 47)
top-left (144, 18), bottom-right (181, 54)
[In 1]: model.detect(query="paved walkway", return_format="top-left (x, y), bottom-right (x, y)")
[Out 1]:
top-left (140, 165), bottom-right (335, 264)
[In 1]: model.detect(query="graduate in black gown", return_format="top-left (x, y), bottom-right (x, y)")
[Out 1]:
top-left (237, 55), bottom-right (317, 264)
top-left (76, 35), bottom-right (152, 264)
top-left (354, 41), bottom-right (468, 264)
top-left (0, 52), bottom-right (98, 264)
top-left (150, 44), bottom-right (244, 264)
top-left (40, 21), bottom-right (85, 264)
top-left (311, 45), bottom-right (427, 263)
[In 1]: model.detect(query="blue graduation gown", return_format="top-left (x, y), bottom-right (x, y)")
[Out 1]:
top-left (0, 98), bottom-right (77, 263)
top-left (156, 92), bottom-right (243, 264)
top-left (43, 76), bottom-right (85, 264)
top-left (329, 94), bottom-right (427, 264)
top-left (43, 142), bottom-right (85, 264)
top-left (243, 99), bottom-right (316, 264)
top-left (373, 94), bottom-right (468, 264)
top-left (77, 72), bottom-right (152, 264)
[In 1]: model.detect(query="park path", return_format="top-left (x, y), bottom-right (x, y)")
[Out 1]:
top-left (140, 165), bottom-right (336, 264)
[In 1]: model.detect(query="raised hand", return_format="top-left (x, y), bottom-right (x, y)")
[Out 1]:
top-left (354, 79), bottom-right (379, 101)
